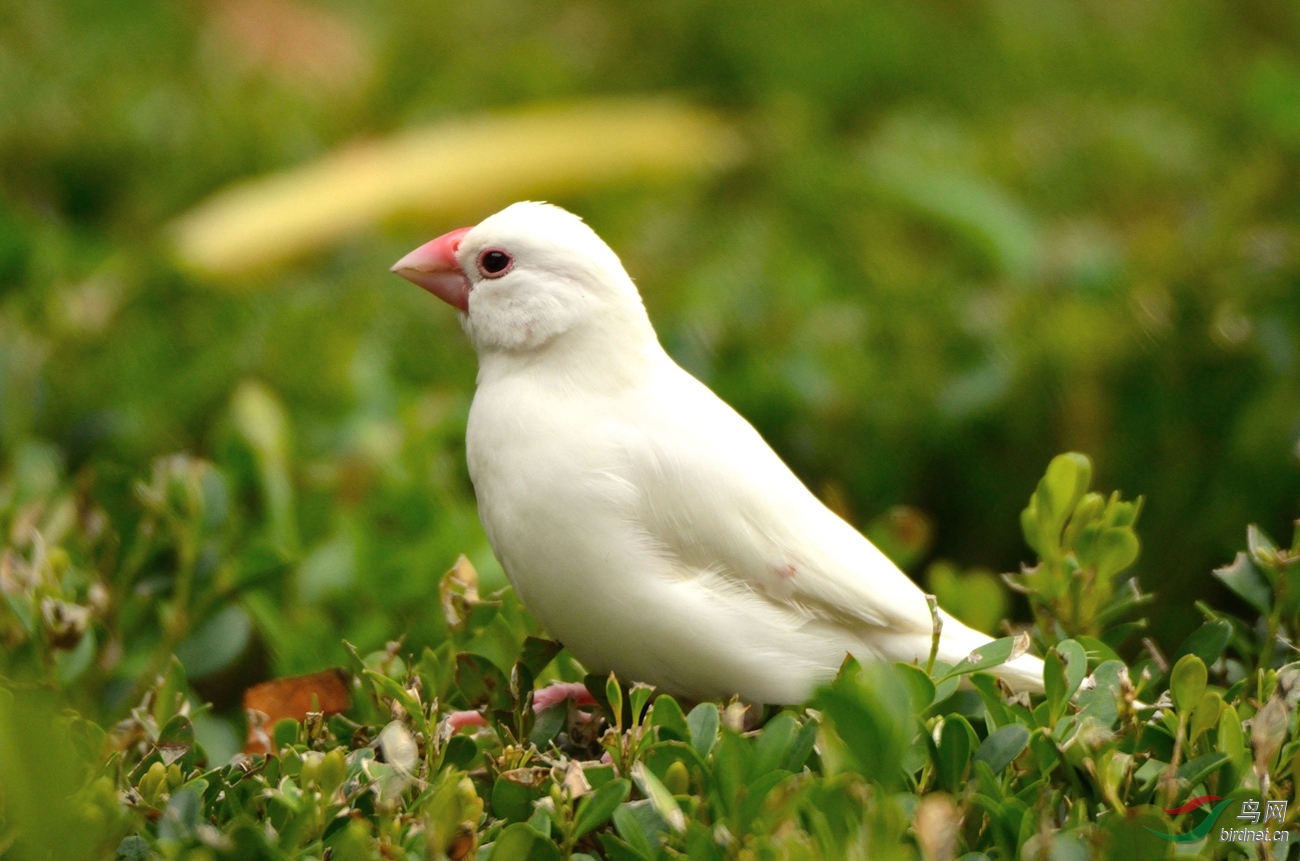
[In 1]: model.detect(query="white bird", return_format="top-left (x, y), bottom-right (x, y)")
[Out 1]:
top-left (392, 202), bottom-right (1043, 704)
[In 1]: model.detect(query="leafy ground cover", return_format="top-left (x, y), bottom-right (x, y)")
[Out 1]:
top-left (3, 3), bottom-right (1300, 859)
top-left (2, 451), bottom-right (1298, 860)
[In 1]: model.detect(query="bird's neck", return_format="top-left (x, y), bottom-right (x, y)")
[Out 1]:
top-left (475, 309), bottom-right (665, 396)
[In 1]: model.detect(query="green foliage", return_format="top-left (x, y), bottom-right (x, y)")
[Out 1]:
top-left (1, 0), bottom-right (1298, 659)
top-left (3, 452), bottom-right (1298, 859)
top-left (1008, 452), bottom-right (1149, 643)
top-left (2, 3), bottom-right (1300, 854)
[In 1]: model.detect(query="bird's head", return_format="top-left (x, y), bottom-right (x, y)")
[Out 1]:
top-left (392, 202), bottom-right (654, 357)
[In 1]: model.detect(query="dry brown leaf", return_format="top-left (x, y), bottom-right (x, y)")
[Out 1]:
top-left (243, 668), bottom-right (350, 754)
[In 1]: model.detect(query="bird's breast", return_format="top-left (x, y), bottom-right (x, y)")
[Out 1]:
top-left (465, 382), bottom-right (637, 608)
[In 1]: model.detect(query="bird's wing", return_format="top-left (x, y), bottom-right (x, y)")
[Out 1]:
top-left (601, 367), bottom-right (936, 637)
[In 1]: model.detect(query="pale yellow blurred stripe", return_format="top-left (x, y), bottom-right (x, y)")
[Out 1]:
top-left (169, 98), bottom-right (743, 277)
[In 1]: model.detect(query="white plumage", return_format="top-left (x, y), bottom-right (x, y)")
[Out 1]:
top-left (392, 201), bottom-right (1043, 704)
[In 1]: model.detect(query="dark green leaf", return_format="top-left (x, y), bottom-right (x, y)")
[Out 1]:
top-left (518, 637), bottom-right (563, 677)
top-left (456, 652), bottom-right (513, 712)
top-left (1212, 552), bottom-right (1272, 615)
top-left (974, 724), bottom-right (1030, 774)
top-left (443, 733), bottom-right (477, 769)
top-left (1176, 752), bottom-right (1232, 788)
top-left (529, 703), bottom-right (567, 749)
top-left (1170, 620), bottom-right (1232, 669)
top-left (574, 778), bottom-right (631, 839)
top-left (935, 715), bottom-right (975, 792)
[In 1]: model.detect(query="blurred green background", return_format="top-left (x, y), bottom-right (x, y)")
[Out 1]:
top-left (2, 0), bottom-right (1298, 736)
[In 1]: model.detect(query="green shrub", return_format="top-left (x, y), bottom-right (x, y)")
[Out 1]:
top-left (2, 452), bottom-right (1297, 859)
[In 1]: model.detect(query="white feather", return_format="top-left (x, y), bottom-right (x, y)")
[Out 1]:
top-left (440, 201), bottom-right (1043, 704)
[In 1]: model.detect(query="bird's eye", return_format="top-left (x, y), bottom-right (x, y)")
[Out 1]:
top-left (477, 248), bottom-right (513, 278)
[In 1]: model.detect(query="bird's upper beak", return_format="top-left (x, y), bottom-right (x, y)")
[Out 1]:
top-left (391, 226), bottom-right (474, 312)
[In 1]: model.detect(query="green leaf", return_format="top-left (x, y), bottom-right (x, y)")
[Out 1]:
top-left (611, 805), bottom-right (655, 857)
top-left (152, 657), bottom-right (189, 730)
top-left (935, 715), bottom-right (975, 792)
top-left (574, 778), bottom-right (631, 839)
top-left (737, 768), bottom-right (791, 835)
top-left (1093, 528), bottom-right (1140, 580)
top-left (1189, 691), bottom-right (1223, 743)
top-left (686, 703), bottom-right (719, 759)
top-left (456, 652), bottom-right (513, 712)
top-left (518, 637), bottom-right (563, 677)
top-left (784, 715), bottom-right (819, 773)
top-left (649, 695), bottom-right (690, 743)
top-left (491, 769), bottom-right (551, 823)
top-left (1043, 649), bottom-right (1068, 724)
top-left (527, 807), bottom-right (551, 837)
top-left (1170, 620), bottom-right (1232, 670)
top-left (1176, 752), bottom-right (1232, 787)
top-left (868, 149), bottom-right (1043, 279)
top-left (969, 673), bottom-right (1012, 728)
top-left (598, 834), bottom-right (651, 861)
top-left (938, 635), bottom-right (1029, 682)
top-left (1076, 660), bottom-right (1126, 728)
top-left (364, 670), bottom-right (427, 735)
top-left (582, 764), bottom-right (618, 791)
top-left (418, 642), bottom-right (457, 703)
top-left (158, 713), bottom-right (195, 749)
top-left (631, 762), bottom-right (685, 833)
top-left (529, 703), bottom-right (567, 749)
top-left (812, 662), bottom-right (912, 787)
top-left (158, 786), bottom-right (202, 843)
top-left (1057, 639), bottom-right (1088, 698)
top-left (1212, 552), bottom-right (1272, 615)
top-left (974, 725), bottom-right (1030, 774)
top-left (606, 673), bottom-right (624, 732)
top-left (1247, 524), bottom-right (1280, 567)
top-left (116, 836), bottom-right (150, 861)
top-left (752, 711), bottom-right (798, 775)
top-left (628, 683), bottom-right (654, 727)
top-left (894, 662), bottom-right (936, 711)
top-left (1218, 704), bottom-right (1245, 759)
top-left (489, 822), bottom-right (561, 861)
top-left (1023, 453), bottom-right (1092, 558)
top-left (271, 717), bottom-right (299, 749)
top-left (1169, 654), bottom-right (1207, 714)
top-left (1074, 636), bottom-right (1121, 667)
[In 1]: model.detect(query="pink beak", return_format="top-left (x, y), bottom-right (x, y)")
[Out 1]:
top-left (391, 226), bottom-right (474, 312)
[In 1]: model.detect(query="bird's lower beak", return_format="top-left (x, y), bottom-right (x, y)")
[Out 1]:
top-left (391, 226), bottom-right (473, 312)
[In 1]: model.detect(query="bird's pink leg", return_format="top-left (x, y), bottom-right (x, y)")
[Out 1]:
top-left (447, 710), bottom-right (487, 730)
top-left (532, 681), bottom-right (597, 711)
top-left (445, 682), bottom-right (596, 730)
